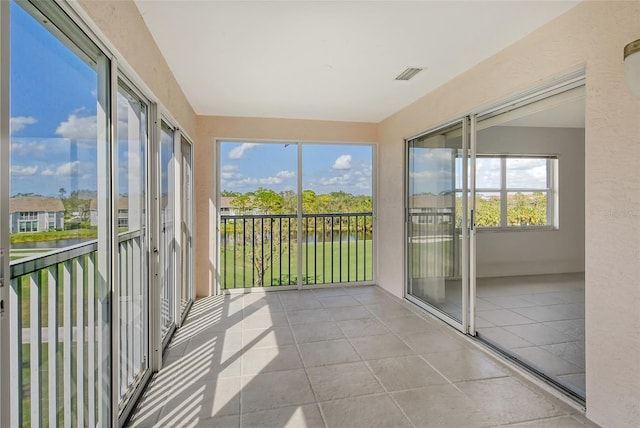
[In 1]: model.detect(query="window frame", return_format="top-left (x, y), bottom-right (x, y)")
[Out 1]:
top-left (466, 154), bottom-right (557, 231)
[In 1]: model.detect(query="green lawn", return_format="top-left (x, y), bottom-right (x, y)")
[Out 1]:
top-left (220, 240), bottom-right (373, 288)
top-left (10, 228), bottom-right (97, 244)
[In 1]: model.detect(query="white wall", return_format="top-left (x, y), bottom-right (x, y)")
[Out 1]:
top-left (476, 126), bottom-right (585, 277)
top-left (377, 2), bottom-right (640, 426)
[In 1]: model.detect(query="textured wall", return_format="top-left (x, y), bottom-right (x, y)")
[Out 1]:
top-left (76, 0), bottom-right (197, 137)
top-left (377, 2), bottom-right (640, 426)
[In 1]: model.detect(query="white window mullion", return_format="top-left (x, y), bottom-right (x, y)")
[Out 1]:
top-left (500, 157), bottom-right (507, 228)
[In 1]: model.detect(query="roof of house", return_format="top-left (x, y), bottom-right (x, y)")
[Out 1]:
top-left (220, 197), bottom-right (233, 209)
top-left (410, 194), bottom-right (455, 208)
top-left (9, 196), bottom-right (64, 213)
top-left (90, 197), bottom-right (130, 210)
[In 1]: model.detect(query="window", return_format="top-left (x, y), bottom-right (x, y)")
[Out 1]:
top-left (474, 155), bottom-right (556, 229)
top-left (18, 211), bottom-right (38, 232)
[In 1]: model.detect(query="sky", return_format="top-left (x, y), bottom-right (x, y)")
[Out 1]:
top-left (409, 147), bottom-right (549, 196)
top-left (220, 142), bottom-right (373, 196)
top-left (10, 1), bottom-right (99, 197)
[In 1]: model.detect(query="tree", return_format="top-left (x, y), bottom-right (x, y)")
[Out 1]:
top-left (230, 193), bottom-right (253, 215)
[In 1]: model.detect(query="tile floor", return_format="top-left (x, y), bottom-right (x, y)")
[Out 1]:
top-left (410, 273), bottom-right (585, 396)
top-left (127, 285), bottom-right (596, 428)
top-left (475, 273), bottom-right (585, 396)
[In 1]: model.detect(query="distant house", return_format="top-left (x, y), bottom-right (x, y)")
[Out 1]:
top-left (90, 197), bottom-right (130, 228)
top-left (9, 196), bottom-right (65, 233)
top-left (220, 197), bottom-right (235, 216)
top-left (409, 194), bottom-right (455, 225)
top-left (220, 196), bottom-right (259, 216)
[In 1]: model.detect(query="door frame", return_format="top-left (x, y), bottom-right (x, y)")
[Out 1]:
top-left (404, 117), bottom-right (471, 333)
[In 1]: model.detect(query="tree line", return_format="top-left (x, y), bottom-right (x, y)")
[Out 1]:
top-left (222, 188), bottom-right (372, 214)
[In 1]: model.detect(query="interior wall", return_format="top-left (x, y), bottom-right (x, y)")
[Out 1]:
top-left (76, 0), bottom-right (197, 137)
top-left (377, 2), bottom-right (640, 427)
top-left (476, 126), bottom-right (585, 277)
top-left (194, 116), bottom-right (378, 297)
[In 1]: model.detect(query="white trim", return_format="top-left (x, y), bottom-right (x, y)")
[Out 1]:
top-left (0, 0), bottom-right (10, 425)
top-left (469, 114), bottom-right (477, 336)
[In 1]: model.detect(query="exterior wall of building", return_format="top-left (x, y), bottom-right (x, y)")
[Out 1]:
top-left (377, 2), bottom-right (640, 426)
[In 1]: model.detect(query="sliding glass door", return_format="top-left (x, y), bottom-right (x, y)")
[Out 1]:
top-left (218, 141), bottom-right (375, 290)
top-left (406, 79), bottom-right (586, 400)
top-left (406, 119), bottom-right (469, 329)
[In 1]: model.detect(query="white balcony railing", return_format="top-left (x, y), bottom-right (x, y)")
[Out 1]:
top-left (9, 231), bottom-right (147, 426)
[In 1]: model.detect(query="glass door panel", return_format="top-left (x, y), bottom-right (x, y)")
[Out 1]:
top-left (218, 142), bottom-right (298, 288)
top-left (159, 121), bottom-right (175, 341)
top-left (301, 144), bottom-right (374, 286)
top-left (472, 88), bottom-right (586, 399)
top-left (407, 120), bottom-right (468, 326)
top-left (180, 136), bottom-right (193, 316)
top-left (116, 83), bottom-right (149, 408)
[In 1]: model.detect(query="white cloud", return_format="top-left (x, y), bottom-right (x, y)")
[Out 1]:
top-left (11, 165), bottom-right (39, 176)
top-left (42, 161), bottom-right (80, 177)
top-left (276, 170), bottom-right (295, 179)
top-left (10, 116), bottom-right (37, 134)
top-left (320, 173), bottom-right (351, 186)
top-left (222, 168), bottom-right (295, 188)
top-left (332, 154), bottom-right (352, 170)
top-left (228, 143), bottom-right (260, 160)
top-left (55, 113), bottom-right (97, 141)
top-left (11, 141), bottom-right (48, 157)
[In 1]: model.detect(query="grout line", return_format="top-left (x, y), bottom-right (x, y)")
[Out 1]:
top-left (281, 295), bottom-right (330, 428)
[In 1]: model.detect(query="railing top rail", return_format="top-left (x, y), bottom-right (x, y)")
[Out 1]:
top-left (10, 239), bottom-right (98, 279)
top-left (9, 228), bottom-right (144, 279)
top-left (221, 212), bottom-right (373, 220)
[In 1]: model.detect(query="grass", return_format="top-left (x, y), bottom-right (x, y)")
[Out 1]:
top-left (220, 240), bottom-right (373, 288)
top-left (10, 228), bottom-right (97, 244)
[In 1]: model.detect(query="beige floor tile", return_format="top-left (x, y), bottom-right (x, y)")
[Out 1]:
top-left (327, 305), bottom-right (373, 321)
top-left (392, 384), bottom-right (495, 428)
top-left (242, 404), bottom-right (325, 428)
top-left (241, 369), bottom-right (316, 413)
top-left (291, 321), bottom-right (345, 343)
top-left (337, 318), bottom-right (389, 338)
top-left (243, 326), bottom-right (295, 349)
top-left (422, 348), bottom-right (509, 382)
top-left (381, 314), bottom-right (434, 334)
top-left (242, 311), bottom-right (288, 330)
top-left (366, 355), bottom-right (447, 392)
top-left (191, 414), bottom-right (240, 428)
top-left (320, 394), bottom-right (412, 428)
top-left (157, 376), bottom-right (241, 423)
top-left (318, 295), bottom-right (361, 308)
top-left (476, 309), bottom-right (537, 326)
top-left (401, 329), bottom-right (468, 354)
top-left (366, 303), bottom-right (415, 319)
top-left (350, 334), bottom-right (415, 360)
top-left (286, 308), bottom-right (332, 325)
top-left (299, 339), bottom-right (361, 367)
top-left (456, 377), bottom-right (568, 425)
top-left (307, 361), bottom-right (383, 401)
top-left (241, 345), bottom-right (303, 375)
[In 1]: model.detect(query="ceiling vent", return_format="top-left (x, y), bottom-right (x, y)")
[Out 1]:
top-left (395, 67), bottom-right (424, 81)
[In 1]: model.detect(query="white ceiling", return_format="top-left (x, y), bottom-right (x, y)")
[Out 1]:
top-left (134, 0), bottom-right (580, 123)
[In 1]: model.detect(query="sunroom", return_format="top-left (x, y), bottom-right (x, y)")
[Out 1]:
top-left (1, 1), bottom-right (639, 428)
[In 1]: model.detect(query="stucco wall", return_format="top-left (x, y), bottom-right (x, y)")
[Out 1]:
top-left (76, 0), bottom-right (197, 137)
top-left (194, 116), bottom-right (378, 297)
top-left (377, 2), bottom-right (640, 426)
